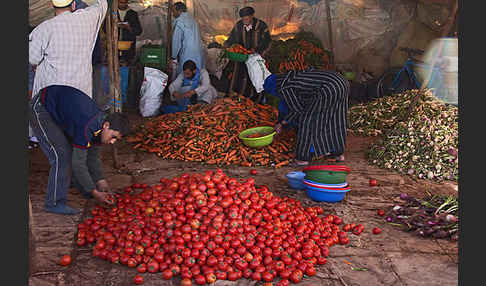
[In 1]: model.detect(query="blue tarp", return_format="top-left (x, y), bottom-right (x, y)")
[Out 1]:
top-left (100, 66), bottom-right (129, 103)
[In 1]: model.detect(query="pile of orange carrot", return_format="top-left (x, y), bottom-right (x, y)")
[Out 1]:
top-left (125, 96), bottom-right (296, 168)
top-left (277, 40), bottom-right (331, 73)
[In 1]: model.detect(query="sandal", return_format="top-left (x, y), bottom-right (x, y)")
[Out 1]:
top-left (327, 154), bottom-right (345, 163)
top-left (290, 160), bottom-right (310, 168)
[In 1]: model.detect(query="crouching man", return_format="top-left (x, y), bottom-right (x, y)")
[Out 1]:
top-left (169, 60), bottom-right (219, 107)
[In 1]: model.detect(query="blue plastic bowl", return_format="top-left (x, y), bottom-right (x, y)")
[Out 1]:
top-left (302, 179), bottom-right (348, 188)
top-left (286, 171), bottom-right (306, 190)
top-left (305, 185), bottom-right (351, 202)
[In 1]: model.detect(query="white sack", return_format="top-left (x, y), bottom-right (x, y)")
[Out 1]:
top-left (245, 54), bottom-right (271, 93)
top-left (139, 67), bottom-right (168, 117)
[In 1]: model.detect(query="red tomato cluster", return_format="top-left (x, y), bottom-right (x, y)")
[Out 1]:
top-left (76, 169), bottom-right (364, 285)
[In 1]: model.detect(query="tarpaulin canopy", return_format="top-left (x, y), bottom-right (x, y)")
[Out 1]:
top-left (29, 0), bottom-right (456, 76)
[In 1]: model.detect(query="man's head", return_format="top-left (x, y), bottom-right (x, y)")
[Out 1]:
top-left (173, 2), bottom-right (187, 18)
top-left (119, 0), bottom-right (129, 11)
top-left (100, 113), bottom-right (130, 144)
top-left (52, 0), bottom-right (75, 13)
top-left (239, 7), bottom-right (255, 26)
top-left (182, 60), bottom-right (197, 79)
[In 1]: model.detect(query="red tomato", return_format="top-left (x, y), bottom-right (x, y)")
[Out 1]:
top-left (250, 169), bottom-right (258, 175)
top-left (377, 209), bottom-right (385, 216)
top-left (289, 269), bottom-right (303, 283)
top-left (262, 271), bottom-right (274, 282)
top-left (59, 255), bottom-right (72, 266)
top-left (133, 274), bottom-right (144, 285)
top-left (181, 278), bottom-right (193, 286)
top-left (194, 274), bottom-right (206, 285)
top-left (369, 179), bottom-right (377, 186)
top-left (305, 266), bottom-right (316, 276)
top-left (162, 269), bottom-right (173, 280)
top-left (372, 227), bottom-right (382, 235)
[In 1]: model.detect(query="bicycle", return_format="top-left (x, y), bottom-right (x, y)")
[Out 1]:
top-left (376, 47), bottom-right (445, 99)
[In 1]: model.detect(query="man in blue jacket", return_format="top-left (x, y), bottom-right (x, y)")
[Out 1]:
top-left (29, 86), bottom-right (130, 215)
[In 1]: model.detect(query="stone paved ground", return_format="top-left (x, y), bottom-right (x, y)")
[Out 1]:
top-left (28, 112), bottom-right (458, 286)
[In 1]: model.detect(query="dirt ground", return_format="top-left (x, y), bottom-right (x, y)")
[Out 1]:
top-left (28, 109), bottom-right (458, 286)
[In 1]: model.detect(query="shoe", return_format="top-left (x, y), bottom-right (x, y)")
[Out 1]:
top-left (45, 204), bottom-right (80, 215)
top-left (30, 136), bottom-right (40, 143)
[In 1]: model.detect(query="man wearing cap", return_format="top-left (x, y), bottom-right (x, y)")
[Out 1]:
top-left (29, 0), bottom-right (121, 215)
top-left (224, 6), bottom-right (272, 103)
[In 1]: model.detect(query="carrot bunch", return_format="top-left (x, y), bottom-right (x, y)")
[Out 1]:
top-left (126, 95), bottom-right (296, 168)
top-left (278, 48), bottom-right (309, 73)
top-left (277, 40), bottom-right (331, 73)
top-left (227, 44), bottom-right (252, 55)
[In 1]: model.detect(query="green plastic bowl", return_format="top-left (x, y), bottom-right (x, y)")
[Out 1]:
top-left (227, 51), bottom-right (249, 62)
top-left (304, 170), bottom-right (349, 184)
top-left (239, 126), bottom-right (276, 148)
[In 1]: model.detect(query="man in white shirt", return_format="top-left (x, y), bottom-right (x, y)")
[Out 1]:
top-left (29, 0), bottom-right (107, 99)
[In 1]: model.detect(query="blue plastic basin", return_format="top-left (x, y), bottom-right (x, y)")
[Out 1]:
top-left (286, 171), bottom-right (306, 190)
top-left (305, 185), bottom-right (351, 202)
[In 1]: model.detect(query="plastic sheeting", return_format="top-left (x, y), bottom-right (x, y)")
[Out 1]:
top-left (29, 0), bottom-right (451, 70)
top-left (189, 0), bottom-right (397, 63)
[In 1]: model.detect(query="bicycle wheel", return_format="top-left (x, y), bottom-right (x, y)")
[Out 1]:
top-left (376, 67), bottom-right (415, 98)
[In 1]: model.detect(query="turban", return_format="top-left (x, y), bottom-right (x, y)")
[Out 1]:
top-left (239, 7), bottom-right (255, 17)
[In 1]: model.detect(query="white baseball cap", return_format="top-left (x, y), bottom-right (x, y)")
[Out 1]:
top-left (52, 0), bottom-right (74, 8)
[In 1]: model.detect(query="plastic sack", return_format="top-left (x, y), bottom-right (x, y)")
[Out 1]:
top-left (139, 67), bottom-right (168, 117)
top-left (245, 54), bottom-right (271, 93)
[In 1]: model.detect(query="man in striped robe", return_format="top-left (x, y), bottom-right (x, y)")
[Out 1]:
top-left (223, 6), bottom-right (272, 103)
top-left (263, 69), bottom-right (350, 166)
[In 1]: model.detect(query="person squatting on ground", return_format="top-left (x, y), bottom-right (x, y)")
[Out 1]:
top-left (169, 60), bottom-right (218, 107)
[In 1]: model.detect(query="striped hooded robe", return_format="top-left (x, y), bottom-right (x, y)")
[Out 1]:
top-left (223, 16), bottom-right (271, 101)
top-left (265, 69), bottom-right (350, 161)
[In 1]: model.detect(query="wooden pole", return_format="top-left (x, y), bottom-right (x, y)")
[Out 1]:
top-left (29, 194), bottom-right (35, 275)
top-left (325, 0), bottom-right (335, 67)
top-left (167, 0), bottom-right (173, 77)
top-left (106, 0), bottom-right (122, 169)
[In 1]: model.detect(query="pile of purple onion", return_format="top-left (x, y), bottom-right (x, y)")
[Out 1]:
top-left (384, 193), bottom-right (459, 241)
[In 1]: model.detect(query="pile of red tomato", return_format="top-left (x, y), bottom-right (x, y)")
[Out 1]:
top-left (76, 169), bottom-right (367, 285)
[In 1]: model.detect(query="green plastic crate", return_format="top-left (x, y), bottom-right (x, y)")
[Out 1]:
top-left (140, 45), bottom-right (167, 69)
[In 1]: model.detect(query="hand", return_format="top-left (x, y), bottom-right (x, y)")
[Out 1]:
top-left (183, 90), bottom-right (195, 98)
top-left (92, 189), bottom-right (115, 205)
top-left (96, 179), bottom-right (110, 193)
top-left (169, 59), bottom-right (177, 71)
top-left (118, 23), bottom-right (131, 31)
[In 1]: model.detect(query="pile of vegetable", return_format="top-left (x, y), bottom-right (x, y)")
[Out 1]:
top-left (348, 89), bottom-right (458, 182)
top-left (381, 192), bottom-right (459, 241)
top-left (126, 96), bottom-right (295, 168)
top-left (265, 31), bottom-right (332, 74)
top-left (75, 170), bottom-right (377, 285)
top-left (226, 44), bottom-right (252, 55)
